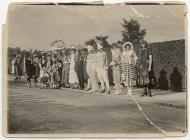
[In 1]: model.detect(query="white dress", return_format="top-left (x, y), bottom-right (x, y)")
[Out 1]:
top-left (11, 59), bottom-right (16, 74)
top-left (69, 54), bottom-right (78, 84)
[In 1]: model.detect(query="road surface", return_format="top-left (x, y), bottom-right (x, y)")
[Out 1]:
top-left (7, 80), bottom-right (186, 137)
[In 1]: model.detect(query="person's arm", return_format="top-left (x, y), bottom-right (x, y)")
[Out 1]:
top-left (133, 51), bottom-right (138, 66)
top-left (121, 54), bottom-right (124, 71)
top-left (39, 63), bottom-right (42, 69)
top-left (105, 53), bottom-right (108, 67)
top-left (148, 54), bottom-right (152, 71)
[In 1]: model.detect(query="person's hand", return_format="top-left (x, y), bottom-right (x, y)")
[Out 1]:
top-left (148, 66), bottom-right (151, 72)
top-left (104, 66), bottom-right (108, 70)
top-left (110, 61), bottom-right (115, 66)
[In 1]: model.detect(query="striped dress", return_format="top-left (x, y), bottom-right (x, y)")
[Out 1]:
top-left (121, 50), bottom-right (137, 85)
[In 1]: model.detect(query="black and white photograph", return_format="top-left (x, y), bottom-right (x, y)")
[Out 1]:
top-left (3, 2), bottom-right (187, 137)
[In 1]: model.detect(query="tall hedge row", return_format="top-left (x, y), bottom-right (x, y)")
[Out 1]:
top-left (149, 39), bottom-right (186, 88)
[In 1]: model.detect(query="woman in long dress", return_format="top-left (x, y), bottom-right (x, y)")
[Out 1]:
top-left (39, 53), bottom-right (47, 88)
top-left (69, 46), bottom-right (78, 89)
top-left (121, 42), bottom-right (138, 93)
top-left (85, 45), bottom-right (95, 91)
top-left (11, 55), bottom-right (17, 79)
top-left (24, 53), bottom-right (34, 87)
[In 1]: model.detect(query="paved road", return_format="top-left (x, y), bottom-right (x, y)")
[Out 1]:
top-left (7, 80), bottom-right (186, 136)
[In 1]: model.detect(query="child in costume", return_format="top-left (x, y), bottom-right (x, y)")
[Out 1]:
top-left (95, 39), bottom-right (110, 94)
top-left (110, 43), bottom-right (122, 95)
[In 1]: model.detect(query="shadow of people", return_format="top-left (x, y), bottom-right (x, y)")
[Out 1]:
top-left (158, 69), bottom-right (169, 90)
top-left (170, 67), bottom-right (182, 92)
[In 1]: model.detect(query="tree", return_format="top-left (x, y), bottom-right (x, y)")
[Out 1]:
top-left (121, 18), bottom-right (146, 51)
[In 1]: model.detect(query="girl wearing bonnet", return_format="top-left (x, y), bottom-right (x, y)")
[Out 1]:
top-left (121, 42), bottom-right (138, 93)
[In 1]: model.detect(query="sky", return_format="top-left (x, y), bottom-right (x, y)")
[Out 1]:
top-left (7, 4), bottom-right (186, 50)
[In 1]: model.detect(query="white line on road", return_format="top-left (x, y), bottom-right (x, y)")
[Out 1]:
top-left (128, 88), bottom-right (167, 136)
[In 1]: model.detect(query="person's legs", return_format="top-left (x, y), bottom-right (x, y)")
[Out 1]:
top-left (62, 68), bottom-right (65, 87)
top-left (79, 63), bottom-right (85, 89)
top-left (102, 68), bottom-right (110, 93)
top-left (76, 63), bottom-right (84, 89)
top-left (96, 67), bottom-right (105, 92)
top-left (113, 68), bottom-right (121, 94)
top-left (140, 71), bottom-right (149, 97)
top-left (34, 76), bottom-right (38, 87)
top-left (86, 63), bottom-right (91, 90)
top-left (27, 75), bottom-right (31, 87)
top-left (58, 70), bottom-right (62, 87)
top-left (89, 64), bottom-right (98, 92)
top-left (65, 64), bottom-right (70, 86)
top-left (51, 73), bottom-right (54, 88)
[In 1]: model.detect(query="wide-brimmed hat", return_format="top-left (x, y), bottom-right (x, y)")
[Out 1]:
top-left (70, 45), bottom-right (76, 50)
top-left (122, 42), bottom-right (134, 49)
top-left (87, 45), bottom-right (94, 52)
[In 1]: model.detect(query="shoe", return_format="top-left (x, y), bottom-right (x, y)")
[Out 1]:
top-left (100, 89), bottom-right (105, 93)
top-left (107, 90), bottom-right (110, 94)
top-left (65, 84), bottom-right (70, 88)
top-left (79, 87), bottom-right (84, 90)
top-left (140, 93), bottom-right (147, 97)
top-left (85, 88), bottom-right (91, 91)
top-left (89, 90), bottom-right (95, 93)
top-left (149, 94), bottom-right (152, 97)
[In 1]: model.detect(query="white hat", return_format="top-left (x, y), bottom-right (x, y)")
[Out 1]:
top-left (87, 45), bottom-right (94, 52)
top-left (122, 42), bottom-right (134, 49)
top-left (97, 42), bottom-right (103, 50)
top-left (70, 45), bottom-right (76, 50)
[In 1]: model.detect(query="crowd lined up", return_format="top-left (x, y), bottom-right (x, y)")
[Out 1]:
top-left (11, 39), bottom-right (183, 96)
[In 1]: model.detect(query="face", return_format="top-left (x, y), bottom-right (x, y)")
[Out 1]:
top-left (81, 50), bottom-right (85, 55)
top-left (62, 49), bottom-right (66, 54)
top-left (118, 43), bottom-right (123, 48)
top-left (71, 49), bottom-right (75, 54)
top-left (141, 42), bottom-right (147, 50)
top-left (112, 45), bottom-right (117, 50)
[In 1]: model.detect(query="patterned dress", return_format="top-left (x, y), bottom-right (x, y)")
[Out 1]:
top-left (121, 50), bottom-right (137, 85)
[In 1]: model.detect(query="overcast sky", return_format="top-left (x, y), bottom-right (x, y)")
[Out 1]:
top-left (7, 4), bottom-right (186, 50)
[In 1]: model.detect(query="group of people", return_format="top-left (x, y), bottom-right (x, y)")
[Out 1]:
top-left (11, 39), bottom-right (154, 96)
